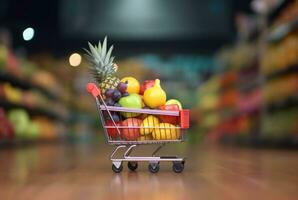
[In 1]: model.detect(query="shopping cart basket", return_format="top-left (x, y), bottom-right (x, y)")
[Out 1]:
top-left (87, 83), bottom-right (190, 173)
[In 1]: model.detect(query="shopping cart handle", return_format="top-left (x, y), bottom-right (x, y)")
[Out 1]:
top-left (86, 83), bottom-right (101, 98)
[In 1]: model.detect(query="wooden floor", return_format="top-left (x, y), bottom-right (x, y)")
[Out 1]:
top-left (0, 142), bottom-right (297, 200)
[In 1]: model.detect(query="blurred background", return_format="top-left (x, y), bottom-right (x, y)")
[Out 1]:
top-left (0, 0), bottom-right (298, 199)
top-left (1, 0), bottom-right (297, 147)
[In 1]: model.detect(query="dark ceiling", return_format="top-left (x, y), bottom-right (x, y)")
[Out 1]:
top-left (0, 0), bottom-right (253, 56)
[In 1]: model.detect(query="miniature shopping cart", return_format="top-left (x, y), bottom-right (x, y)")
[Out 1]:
top-left (86, 83), bottom-right (189, 173)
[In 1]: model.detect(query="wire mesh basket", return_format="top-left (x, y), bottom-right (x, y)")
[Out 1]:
top-left (87, 83), bottom-right (190, 173)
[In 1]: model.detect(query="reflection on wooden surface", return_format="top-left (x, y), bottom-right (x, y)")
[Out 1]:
top-left (0, 143), bottom-right (298, 200)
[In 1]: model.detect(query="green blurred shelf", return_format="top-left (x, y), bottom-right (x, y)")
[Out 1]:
top-left (0, 99), bottom-right (66, 122)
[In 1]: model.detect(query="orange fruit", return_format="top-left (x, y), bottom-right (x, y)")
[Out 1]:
top-left (120, 77), bottom-right (140, 94)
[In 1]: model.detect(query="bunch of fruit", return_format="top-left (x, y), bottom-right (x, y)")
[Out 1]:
top-left (102, 76), bottom-right (182, 141)
top-left (0, 108), bottom-right (42, 142)
top-left (8, 109), bottom-right (40, 140)
top-left (86, 38), bottom-right (184, 141)
top-left (104, 82), bottom-right (128, 106)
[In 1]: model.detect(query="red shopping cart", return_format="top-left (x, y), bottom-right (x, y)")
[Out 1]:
top-left (87, 83), bottom-right (189, 173)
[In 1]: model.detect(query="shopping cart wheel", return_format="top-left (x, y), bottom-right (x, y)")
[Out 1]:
top-left (172, 161), bottom-right (184, 173)
top-left (148, 163), bottom-right (159, 173)
top-left (127, 162), bottom-right (138, 171)
top-left (112, 163), bottom-right (123, 173)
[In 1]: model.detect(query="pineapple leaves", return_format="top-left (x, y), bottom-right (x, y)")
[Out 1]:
top-left (110, 56), bottom-right (115, 63)
top-left (101, 36), bottom-right (107, 59)
top-left (104, 45), bottom-right (113, 65)
top-left (83, 48), bottom-right (91, 56)
top-left (88, 42), bottom-right (101, 63)
top-left (97, 40), bottom-right (102, 53)
top-left (84, 37), bottom-right (117, 84)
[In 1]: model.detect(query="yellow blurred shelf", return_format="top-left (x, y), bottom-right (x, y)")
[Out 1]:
top-left (0, 71), bottom-right (61, 101)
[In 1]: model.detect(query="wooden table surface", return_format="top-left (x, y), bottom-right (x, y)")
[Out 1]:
top-left (0, 142), bottom-right (297, 200)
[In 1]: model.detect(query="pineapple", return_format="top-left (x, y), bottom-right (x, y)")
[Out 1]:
top-left (85, 37), bottom-right (120, 94)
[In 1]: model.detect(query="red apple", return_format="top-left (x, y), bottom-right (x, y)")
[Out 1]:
top-left (139, 80), bottom-right (155, 95)
top-left (3, 121), bottom-right (15, 140)
top-left (0, 84), bottom-right (5, 98)
top-left (106, 120), bottom-right (121, 139)
top-left (159, 104), bottom-right (180, 125)
top-left (0, 108), bottom-right (5, 119)
top-left (0, 109), bottom-right (15, 140)
top-left (120, 118), bottom-right (142, 140)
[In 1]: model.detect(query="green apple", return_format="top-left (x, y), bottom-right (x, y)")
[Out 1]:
top-left (8, 109), bottom-right (29, 139)
top-left (0, 45), bottom-right (8, 69)
top-left (24, 122), bottom-right (40, 140)
top-left (119, 94), bottom-right (142, 118)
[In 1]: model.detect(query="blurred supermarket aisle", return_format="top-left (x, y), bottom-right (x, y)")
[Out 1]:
top-left (0, 142), bottom-right (298, 200)
top-left (0, 1), bottom-right (298, 199)
top-left (1, 0), bottom-right (298, 147)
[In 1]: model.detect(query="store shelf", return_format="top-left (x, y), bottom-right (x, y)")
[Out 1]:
top-left (0, 100), bottom-right (66, 122)
top-left (218, 85), bottom-right (236, 94)
top-left (238, 77), bottom-right (261, 92)
top-left (198, 0), bottom-right (298, 147)
top-left (0, 71), bottom-right (60, 101)
top-left (220, 134), bottom-right (298, 148)
top-left (219, 107), bottom-right (238, 120)
top-left (0, 138), bottom-right (62, 148)
top-left (268, 0), bottom-right (290, 24)
top-left (268, 17), bottom-right (298, 43)
top-left (266, 63), bottom-right (298, 80)
top-left (219, 104), bottom-right (261, 123)
top-left (267, 94), bottom-right (298, 113)
top-left (238, 104), bottom-right (261, 115)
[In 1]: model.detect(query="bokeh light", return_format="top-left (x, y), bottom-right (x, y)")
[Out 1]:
top-left (22, 27), bottom-right (35, 41)
top-left (69, 53), bottom-right (82, 67)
